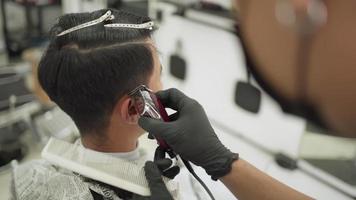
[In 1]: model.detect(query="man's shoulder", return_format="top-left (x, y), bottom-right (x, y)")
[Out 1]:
top-left (13, 159), bottom-right (71, 183)
top-left (12, 159), bottom-right (92, 200)
top-left (14, 159), bottom-right (56, 173)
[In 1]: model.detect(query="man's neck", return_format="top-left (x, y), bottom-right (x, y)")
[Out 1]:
top-left (81, 127), bottom-right (140, 153)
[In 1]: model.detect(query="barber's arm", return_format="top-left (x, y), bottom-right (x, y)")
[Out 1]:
top-left (139, 88), bottom-right (313, 200)
top-left (221, 159), bottom-right (312, 200)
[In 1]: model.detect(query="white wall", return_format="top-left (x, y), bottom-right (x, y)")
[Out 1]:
top-left (205, 0), bottom-right (232, 9)
top-left (62, 0), bottom-right (107, 14)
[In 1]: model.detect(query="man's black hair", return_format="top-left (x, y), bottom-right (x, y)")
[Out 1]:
top-left (38, 9), bottom-right (154, 135)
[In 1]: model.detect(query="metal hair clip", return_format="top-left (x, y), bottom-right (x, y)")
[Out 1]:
top-left (57, 10), bottom-right (115, 37)
top-left (104, 21), bottom-right (154, 30)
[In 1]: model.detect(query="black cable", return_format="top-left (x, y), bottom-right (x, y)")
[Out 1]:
top-left (246, 66), bottom-right (251, 84)
top-left (181, 158), bottom-right (216, 200)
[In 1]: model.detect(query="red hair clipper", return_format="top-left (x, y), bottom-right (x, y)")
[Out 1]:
top-left (129, 86), bottom-right (216, 200)
top-left (128, 85), bottom-right (176, 158)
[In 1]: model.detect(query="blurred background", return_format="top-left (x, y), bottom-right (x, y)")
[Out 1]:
top-left (0, 0), bottom-right (355, 199)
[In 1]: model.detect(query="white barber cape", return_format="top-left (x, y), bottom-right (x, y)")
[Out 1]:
top-left (9, 137), bottom-right (206, 200)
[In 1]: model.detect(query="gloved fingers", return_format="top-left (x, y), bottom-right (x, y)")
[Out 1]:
top-left (156, 88), bottom-right (191, 111)
top-left (138, 116), bottom-right (169, 135)
top-left (162, 166), bottom-right (180, 179)
top-left (144, 161), bottom-right (173, 199)
top-left (147, 132), bottom-right (154, 140)
top-left (155, 158), bottom-right (172, 171)
top-left (168, 112), bottom-right (179, 122)
top-left (154, 147), bottom-right (180, 179)
top-left (154, 146), bottom-right (166, 161)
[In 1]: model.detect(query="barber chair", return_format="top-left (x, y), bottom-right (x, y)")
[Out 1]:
top-left (0, 65), bottom-right (40, 170)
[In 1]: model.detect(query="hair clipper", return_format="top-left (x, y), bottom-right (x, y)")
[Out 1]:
top-left (128, 85), bottom-right (176, 158)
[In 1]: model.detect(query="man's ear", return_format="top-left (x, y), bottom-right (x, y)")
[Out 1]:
top-left (117, 97), bottom-right (139, 125)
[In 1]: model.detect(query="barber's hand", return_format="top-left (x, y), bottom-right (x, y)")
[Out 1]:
top-left (139, 88), bottom-right (237, 180)
top-left (132, 160), bottom-right (176, 200)
top-left (154, 146), bottom-right (180, 179)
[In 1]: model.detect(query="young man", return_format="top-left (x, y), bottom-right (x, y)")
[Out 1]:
top-left (10, 9), bottom-right (202, 200)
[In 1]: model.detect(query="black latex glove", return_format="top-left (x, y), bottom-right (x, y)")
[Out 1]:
top-left (131, 161), bottom-right (175, 200)
top-left (154, 146), bottom-right (180, 179)
top-left (139, 88), bottom-right (238, 180)
top-left (131, 147), bottom-right (180, 200)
